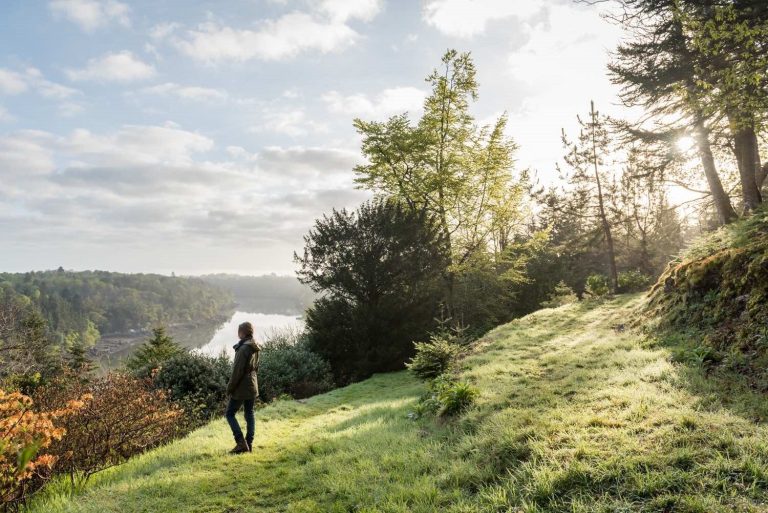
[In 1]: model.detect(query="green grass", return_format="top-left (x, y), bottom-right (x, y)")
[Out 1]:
top-left (27, 295), bottom-right (768, 512)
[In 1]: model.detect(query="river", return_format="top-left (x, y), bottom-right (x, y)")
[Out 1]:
top-left (194, 311), bottom-right (304, 359)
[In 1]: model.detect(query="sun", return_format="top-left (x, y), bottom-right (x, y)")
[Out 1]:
top-left (676, 136), bottom-right (696, 152)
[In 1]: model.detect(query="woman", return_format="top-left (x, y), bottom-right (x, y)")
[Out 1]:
top-left (225, 321), bottom-right (260, 454)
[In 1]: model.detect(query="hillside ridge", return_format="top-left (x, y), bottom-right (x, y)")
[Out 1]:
top-left (28, 296), bottom-right (768, 513)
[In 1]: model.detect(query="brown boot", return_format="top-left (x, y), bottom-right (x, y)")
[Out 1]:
top-left (246, 439), bottom-right (253, 453)
top-left (230, 439), bottom-right (249, 454)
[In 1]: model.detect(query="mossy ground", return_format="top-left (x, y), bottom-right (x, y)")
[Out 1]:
top-left (27, 295), bottom-right (768, 512)
top-left (645, 207), bottom-right (768, 391)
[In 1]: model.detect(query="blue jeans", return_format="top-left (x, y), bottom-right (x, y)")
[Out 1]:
top-left (225, 398), bottom-right (255, 444)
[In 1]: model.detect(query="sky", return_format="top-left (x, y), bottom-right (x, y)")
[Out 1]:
top-left (0, 0), bottom-right (626, 276)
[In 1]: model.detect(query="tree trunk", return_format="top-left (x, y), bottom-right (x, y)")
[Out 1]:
top-left (590, 102), bottom-right (619, 293)
top-left (732, 123), bottom-right (763, 213)
top-left (602, 215), bottom-right (619, 293)
top-left (694, 119), bottom-right (738, 225)
top-left (755, 141), bottom-right (766, 188)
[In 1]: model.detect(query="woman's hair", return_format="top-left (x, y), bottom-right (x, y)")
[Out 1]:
top-left (238, 321), bottom-right (254, 339)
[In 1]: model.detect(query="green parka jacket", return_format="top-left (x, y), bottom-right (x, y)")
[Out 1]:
top-left (227, 338), bottom-right (260, 400)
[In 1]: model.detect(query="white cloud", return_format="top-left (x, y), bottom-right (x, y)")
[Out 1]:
top-left (171, 13), bottom-right (359, 63)
top-left (0, 130), bottom-right (57, 175)
top-left (0, 69), bottom-right (29, 95)
top-left (322, 87), bottom-right (426, 119)
top-left (423, 0), bottom-right (543, 38)
top-left (149, 22), bottom-right (180, 41)
top-left (251, 108), bottom-right (328, 137)
top-left (63, 122), bottom-right (214, 167)
top-left (34, 78), bottom-right (80, 99)
top-left (319, 0), bottom-right (382, 22)
top-left (139, 82), bottom-right (229, 102)
top-left (49, 0), bottom-right (130, 32)
top-left (0, 124), bottom-right (364, 263)
top-left (502, 2), bottom-right (624, 179)
top-left (0, 67), bottom-right (81, 109)
top-left (66, 51), bottom-right (156, 82)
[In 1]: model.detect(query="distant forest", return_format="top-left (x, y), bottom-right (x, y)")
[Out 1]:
top-left (200, 274), bottom-right (314, 315)
top-left (0, 270), bottom-right (234, 342)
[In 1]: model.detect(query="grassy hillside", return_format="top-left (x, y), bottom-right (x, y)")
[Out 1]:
top-left (27, 296), bottom-right (768, 513)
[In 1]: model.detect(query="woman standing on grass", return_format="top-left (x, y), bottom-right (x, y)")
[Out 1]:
top-left (225, 321), bottom-right (260, 454)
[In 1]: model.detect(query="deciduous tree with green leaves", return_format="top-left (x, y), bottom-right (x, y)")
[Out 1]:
top-left (354, 49), bottom-right (527, 316)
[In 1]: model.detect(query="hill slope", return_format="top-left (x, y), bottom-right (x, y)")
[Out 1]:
top-left (645, 207), bottom-right (768, 392)
top-left (28, 296), bottom-right (768, 513)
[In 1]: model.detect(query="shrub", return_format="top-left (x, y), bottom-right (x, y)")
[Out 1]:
top-left (411, 375), bottom-right (479, 418)
top-left (541, 281), bottom-right (578, 308)
top-left (153, 352), bottom-right (231, 428)
top-left (32, 373), bottom-right (182, 483)
top-left (406, 335), bottom-right (461, 380)
top-left (432, 376), bottom-right (479, 416)
top-left (258, 330), bottom-right (334, 402)
top-left (585, 274), bottom-right (610, 298)
top-left (0, 390), bottom-right (83, 511)
top-left (618, 269), bottom-right (652, 293)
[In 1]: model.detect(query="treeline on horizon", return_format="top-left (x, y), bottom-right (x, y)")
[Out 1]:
top-left (199, 273), bottom-right (315, 314)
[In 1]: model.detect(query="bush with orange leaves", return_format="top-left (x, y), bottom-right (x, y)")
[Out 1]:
top-left (0, 389), bottom-right (85, 511)
top-left (33, 372), bottom-right (183, 483)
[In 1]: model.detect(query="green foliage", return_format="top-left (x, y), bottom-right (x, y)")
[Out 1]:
top-left (617, 269), bottom-right (652, 293)
top-left (257, 331), bottom-right (334, 402)
top-left (153, 351), bottom-right (231, 427)
top-left (297, 198), bottom-right (449, 384)
top-left (687, 3), bottom-right (768, 132)
top-left (406, 335), bottom-right (461, 380)
top-left (431, 375), bottom-right (478, 416)
top-left (0, 292), bottom-right (62, 388)
top-left (411, 375), bottom-right (478, 419)
top-left (541, 281), bottom-right (578, 308)
top-left (353, 49), bottom-right (527, 330)
top-left (585, 274), bottom-right (610, 298)
top-left (125, 327), bottom-right (183, 377)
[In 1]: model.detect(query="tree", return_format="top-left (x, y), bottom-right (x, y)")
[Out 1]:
top-left (606, 0), bottom-right (740, 223)
top-left (354, 50), bottom-right (524, 314)
top-left (0, 292), bottom-right (61, 387)
top-left (125, 327), bottom-right (183, 376)
top-left (686, 2), bottom-right (768, 210)
top-left (64, 320), bottom-right (99, 374)
top-left (561, 102), bottom-right (620, 293)
top-left (606, 0), bottom-right (768, 216)
top-left (295, 199), bottom-right (450, 384)
top-left (614, 146), bottom-right (684, 275)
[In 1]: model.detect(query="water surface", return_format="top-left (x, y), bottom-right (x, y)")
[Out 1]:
top-left (194, 311), bottom-right (304, 359)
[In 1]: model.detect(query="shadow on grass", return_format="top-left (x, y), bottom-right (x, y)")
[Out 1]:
top-left (648, 327), bottom-right (768, 423)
